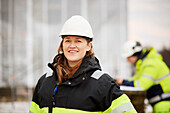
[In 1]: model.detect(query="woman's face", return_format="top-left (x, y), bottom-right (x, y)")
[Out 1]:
top-left (63, 36), bottom-right (92, 67)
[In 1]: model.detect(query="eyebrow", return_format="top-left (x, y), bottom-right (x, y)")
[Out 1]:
top-left (64, 37), bottom-right (82, 39)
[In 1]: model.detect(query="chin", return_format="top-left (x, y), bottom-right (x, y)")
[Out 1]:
top-left (67, 57), bottom-right (79, 62)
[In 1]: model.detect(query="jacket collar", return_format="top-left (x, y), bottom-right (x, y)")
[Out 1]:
top-left (135, 48), bottom-right (149, 66)
top-left (71, 56), bottom-right (101, 78)
top-left (48, 55), bottom-right (101, 86)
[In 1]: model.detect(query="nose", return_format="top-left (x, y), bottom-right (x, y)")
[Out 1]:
top-left (69, 42), bottom-right (76, 48)
top-left (127, 57), bottom-right (130, 62)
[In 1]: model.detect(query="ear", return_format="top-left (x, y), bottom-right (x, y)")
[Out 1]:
top-left (86, 42), bottom-right (92, 51)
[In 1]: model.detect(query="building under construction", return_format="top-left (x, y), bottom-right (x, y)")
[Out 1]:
top-left (1, 0), bottom-right (170, 113)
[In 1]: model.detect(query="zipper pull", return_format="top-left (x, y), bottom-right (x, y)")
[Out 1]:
top-left (53, 86), bottom-right (58, 96)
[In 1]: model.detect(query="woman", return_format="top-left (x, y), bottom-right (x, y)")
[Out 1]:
top-left (30, 15), bottom-right (137, 113)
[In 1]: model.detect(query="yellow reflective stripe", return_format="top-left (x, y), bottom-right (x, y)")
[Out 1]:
top-left (30, 95), bottom-right (136, 113)
top-left (30, 101), bottom-right (48, 113)
top-left (30, 101), bottom-right (41, 113)
top-left (30, 103), bottom-right (101, 113)
top-left (103, 94), bottom-right (137, 113)
top-left (53, 107), bottom-right (101, 113)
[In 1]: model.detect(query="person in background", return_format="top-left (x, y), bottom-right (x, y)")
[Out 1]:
top-left (116, 40), bottom-right (170, 113)
top-left (29, 15), bottom-right (136, 113)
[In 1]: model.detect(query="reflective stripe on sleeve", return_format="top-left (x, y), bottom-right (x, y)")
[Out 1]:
top-left (142, 74), bottom-right (154, 81)
top-left (149, 92), bottom-right (170, 104)
top-left (142, 72), bottom-right (170, 83)
top-left (110, 102), bottom-right (136, 113)
top-left (162, 92), bottom-right (170, 99)
top-left (103, 94), bottom-right (137, 113)
top-left (149, 95), bottom-right (161, 104)
top-left (155, 73), bottom-right (170, 83)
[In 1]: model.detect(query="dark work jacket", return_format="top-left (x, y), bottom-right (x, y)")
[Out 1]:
top-left (32, 55), bottom-right (124, 112)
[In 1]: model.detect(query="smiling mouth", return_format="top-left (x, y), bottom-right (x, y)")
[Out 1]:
top-left (68, 50), bottom-right (78, 53)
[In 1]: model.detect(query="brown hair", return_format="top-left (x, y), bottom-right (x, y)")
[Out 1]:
top-left (54, 37), bottom-right (94, 85)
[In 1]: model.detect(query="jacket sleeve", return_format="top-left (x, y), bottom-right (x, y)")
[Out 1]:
top-left (133, 59), bottom-right (158, 90)
top-left (98, 74), bottom-right (137, 113)
top-left (29, 74), bottom-right (46, 113)
top-left (122, 80), bottom-right (134, 87)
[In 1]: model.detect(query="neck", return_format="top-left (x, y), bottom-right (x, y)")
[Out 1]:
top-left (68, 60), bottom-right (83, 68)
top-left (67, 60), bottom-right (83, 78)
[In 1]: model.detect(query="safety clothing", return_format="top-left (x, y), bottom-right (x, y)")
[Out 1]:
top-left (122, 40), bottom-right (142, 58)
top-left (30, 55), bottom-right (136, 113)
top-left (59, 15), bottom-right (94, 39)
top-left (153, 101), bottom-right (170, 113)
top-left (123, 47), bottom-right (170, 112)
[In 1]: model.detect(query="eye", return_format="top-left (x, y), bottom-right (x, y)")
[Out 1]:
top-left (77, 40), bottom-right (82, 43)
top-left (64, 40), bottom-right (70, 42)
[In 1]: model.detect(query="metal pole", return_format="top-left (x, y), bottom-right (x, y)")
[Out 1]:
top-left (8, 0), bottom-right (12, 88)
top-left (42, 0), bottom-right (49, 72)
top-left (119, 0), bottom-right (128, 77)
top-left (8, 0), bottom-right (15, 109)
top-left (26, 0), bottom-right (33, 102)
top-left (0, 0), bottom-right (2, 86)
top-left (100, 0), bottom-right (108, 72)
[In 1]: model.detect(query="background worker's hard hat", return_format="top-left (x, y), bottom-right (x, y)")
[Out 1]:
top-left (59, 15), bottom-right (94, 39)
top-left (122, 40), bottom-right (142, 58)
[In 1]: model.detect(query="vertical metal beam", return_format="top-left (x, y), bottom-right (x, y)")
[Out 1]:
top-left (8, 0), bottom-right (15, 108)
top-left (100, 0), bottom-right (108, 71)
top-left (8, 0), bottom-right (13, 86)
top-left (26, 0), bottom-right (33, 88)
top-left (0, 0), bottom-right (2, 86)
top-left (119, 0), bottom-right (128, 77)
top-left (26, 0), bottom-right (34, 103)
top-left (42, 0), bottom-right (49, 72)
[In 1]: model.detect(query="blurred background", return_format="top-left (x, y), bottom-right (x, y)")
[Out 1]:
top-left (0, 0), bottom-right (170, 112)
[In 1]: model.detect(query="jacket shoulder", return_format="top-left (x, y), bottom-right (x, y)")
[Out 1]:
top-left (90, 70), bottom-right (124, 110)
top-left (90, 70), bottom-right (114, 82)
top-left (90, 70), bottom-right (123, 95)
top-left (91, 70), bottom-right (106, 79)
top-left (34, 73), bottom-right (47, 89)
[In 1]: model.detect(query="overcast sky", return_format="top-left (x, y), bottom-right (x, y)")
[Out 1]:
top-left (128, 0), bottom-right (170, 51)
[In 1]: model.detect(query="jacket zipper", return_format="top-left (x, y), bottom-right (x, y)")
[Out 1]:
top-left (49, 86), bottom-right (58, 113)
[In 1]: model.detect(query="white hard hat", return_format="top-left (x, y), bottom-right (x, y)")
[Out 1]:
top-left (59, 15), bottom-right (94, 39)
top-left (122, 40), bottom-right (142, 58)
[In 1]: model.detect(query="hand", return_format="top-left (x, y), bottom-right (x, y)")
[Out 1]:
top-left (115, 77), bottom-right (124, 85)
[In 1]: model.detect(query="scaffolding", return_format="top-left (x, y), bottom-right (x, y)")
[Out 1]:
top-left (0, 0), bottom-right (128, 88)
